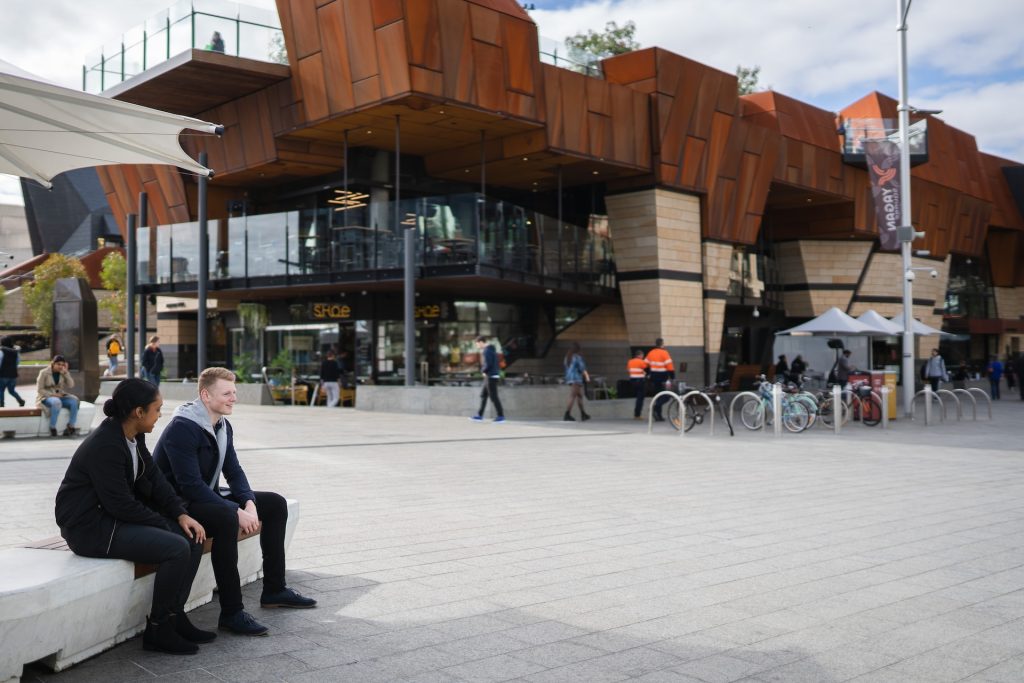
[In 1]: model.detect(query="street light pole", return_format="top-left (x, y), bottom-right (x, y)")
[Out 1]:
top-left (897, 0), bottom-right (915, 417)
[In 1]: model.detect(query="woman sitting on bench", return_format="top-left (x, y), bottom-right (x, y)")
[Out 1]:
top-left (54, 379), bottom-right (213, 655)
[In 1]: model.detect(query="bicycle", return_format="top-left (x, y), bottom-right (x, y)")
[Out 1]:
top-left (666, 381), bottom-right (734, 435)
top-left (739, 377), bottom-right (812, 432)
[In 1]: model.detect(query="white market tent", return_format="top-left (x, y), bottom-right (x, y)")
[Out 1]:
top-left (887, 312), bottom-right (947, 336)
top-left (856, 310), bottom-right (903, 336)
top-left (0, 59), bottom-right (220, 188)
top-left (776, 307), bottom-right (889, 336)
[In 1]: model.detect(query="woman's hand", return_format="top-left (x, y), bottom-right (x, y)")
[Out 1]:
top-left (178, 514), bottom-right (206, 544)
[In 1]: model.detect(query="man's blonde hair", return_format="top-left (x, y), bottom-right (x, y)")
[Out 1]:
top-left (198, 366), bottom-right (236, 394)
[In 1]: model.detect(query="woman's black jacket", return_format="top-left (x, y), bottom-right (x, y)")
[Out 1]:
top-left (54, 417), bottom-right (187, 556)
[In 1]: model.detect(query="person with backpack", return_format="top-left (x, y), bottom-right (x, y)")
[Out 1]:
top-left (106, 335), bottom-right (123, 376)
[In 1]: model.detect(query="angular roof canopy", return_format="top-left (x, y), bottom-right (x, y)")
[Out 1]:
top-left (856, 310), bottom-right (903, 335)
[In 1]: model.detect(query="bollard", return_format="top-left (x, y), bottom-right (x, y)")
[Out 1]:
top-left (924, 385), bottom-right (932, 426)
top-left (880, 386), bottom-right (889, 429)
top-left (772, 384), bottom-right (782, 437)
top-left (832, 384), bottom-right (842, 435)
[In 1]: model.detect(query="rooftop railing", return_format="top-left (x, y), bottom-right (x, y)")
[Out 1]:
top-left (82, 0), bottom-right (285, 94)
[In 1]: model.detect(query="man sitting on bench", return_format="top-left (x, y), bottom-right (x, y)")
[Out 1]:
top-left (154, 367), bottom-right (316, 638)
top-left (37, 355), bottom-right (80, 437)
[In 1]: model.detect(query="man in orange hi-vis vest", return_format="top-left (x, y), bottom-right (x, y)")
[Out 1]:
top-left (645, 338), bottom-right (675, 421)
top-left (627, 349), bottom-right (648, 420)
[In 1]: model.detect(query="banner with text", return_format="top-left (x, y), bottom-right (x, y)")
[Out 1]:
top-left (864, 139), bottom-right (902, 251)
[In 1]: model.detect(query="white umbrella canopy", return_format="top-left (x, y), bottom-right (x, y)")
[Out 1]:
top-left (887, 312), bottom-right (947, 336)
top-left (0, 59), bottom-right (220, 189)
top-left (856, 310), bottom-right (903, 335)
top-left (776, 307), bottom-right (889, 336)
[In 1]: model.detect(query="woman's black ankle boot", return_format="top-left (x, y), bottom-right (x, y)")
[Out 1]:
top-left (176, 612), bottom-right (217, 643)
top-left (143, 615), bottom-right (199, 654)
top-left (563, 412), bottom-right (575, 421)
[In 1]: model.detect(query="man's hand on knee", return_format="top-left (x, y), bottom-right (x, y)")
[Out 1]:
top-left (237, 502), bottom-right (259, 534)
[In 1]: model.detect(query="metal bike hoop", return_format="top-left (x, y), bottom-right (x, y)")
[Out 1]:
top-left (648, 390), bottom-right (686, 437)
top-left (680, 390), bottom-right (715, 436)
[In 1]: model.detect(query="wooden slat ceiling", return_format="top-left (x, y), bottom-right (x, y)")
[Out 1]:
top-left (105, 50), bottom-right (291, 116)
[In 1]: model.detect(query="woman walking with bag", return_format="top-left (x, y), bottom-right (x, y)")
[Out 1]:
top-left (563, 342), bottom-right (591, 422)
top-left (55, 379), bottom-right (212, 655)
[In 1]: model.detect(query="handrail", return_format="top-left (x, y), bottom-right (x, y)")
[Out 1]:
top-left (680, 390), bottom-right (715, 436)
top-left (965, 387), bottom-right (993, 419)
top-left (952, 388), bottom-right (977, 420)
top-left (728, 391), bottom-right (764, 432)
top-left (935, 389), bottom-right (960, 420)
top-left (648, 391), bottom-right (685, 437)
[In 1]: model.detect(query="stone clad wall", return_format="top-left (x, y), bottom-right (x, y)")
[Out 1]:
top-left (776, 240), bottom-right (872, 317)
top-left (606, 188), bottom-right (706, 380)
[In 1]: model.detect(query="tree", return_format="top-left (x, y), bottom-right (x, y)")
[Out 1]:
top-left (98, 251), bottom-right (127, 334)
top-left (736, 65), bottom-right (761, 95)
top-left (23, 254), bottom-right (88, 339)
top-left (565, 21), bottom-right (639, 75)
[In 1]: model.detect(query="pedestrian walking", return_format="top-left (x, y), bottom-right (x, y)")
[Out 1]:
top-left (319, 350), bottom-right (341, 407)
top-left (987, 356), bottom-right (1003, 400)
top-left (923, 348), bottom-right (948, 393)
top-left (141, 336), bottom-right (164, 386)
top-left (106, 335), bottom-right (122, 376)
top-left (562, 342), bottom-right (590, 422)
top-left (645, 338), bottom-right (675, 421)
top-left (471, 336), bottom-right (505, 423)
top-left (790, 355), bottom-right (807, 384)
top-left (0, 337), bottom-right (25, 407)
top-left (1004, 359), bottom-right (1016, 392)
top-left (775, 354), bottom-right (789, 382)
top-left (627, 349), bottom-right (648, 420)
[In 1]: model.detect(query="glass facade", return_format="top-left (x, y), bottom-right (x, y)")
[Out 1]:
top-left (138, 193), bottom-right (614, 286)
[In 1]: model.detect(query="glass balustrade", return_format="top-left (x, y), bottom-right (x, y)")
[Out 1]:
top-left (83, 0), bottom-right (285, 93)
top-left (137, 195), bottom-right (615, 288)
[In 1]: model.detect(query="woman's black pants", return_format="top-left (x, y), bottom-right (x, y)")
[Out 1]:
top-left (186, 491), bottom-right (288, 617)
top-left (106, 521), bottom-right (204, 622)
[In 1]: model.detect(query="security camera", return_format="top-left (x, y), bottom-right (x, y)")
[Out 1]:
top-left (929, 269), bottom-right (938, 279)
top-left (905, 270), bottom-right (915, 282)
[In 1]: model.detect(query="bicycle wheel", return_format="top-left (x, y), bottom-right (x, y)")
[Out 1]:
top-left (683, 402), bottom-right (700, 432)
top-left (795, 394), bottom-right (818, 428)
top-left (861, 394), bottom-right (883, 426)
top-left (818, 397), bottom-right (849, 427)
top-left (782, 400), bottom-right (810, 432)
top-left (740, 398), bottom-right (764, 430)
top-left (666, 398), bottom-right (681, 430)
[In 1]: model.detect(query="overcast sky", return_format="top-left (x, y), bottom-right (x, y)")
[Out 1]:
top-left (2, 0), bottom-right (1021, 206)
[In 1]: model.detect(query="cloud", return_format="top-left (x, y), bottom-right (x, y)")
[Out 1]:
top-left (532, 0), bottom-right (1024, 159)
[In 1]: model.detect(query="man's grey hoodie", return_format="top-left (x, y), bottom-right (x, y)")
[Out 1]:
top-left (153, 399), bottom-right (255, 509)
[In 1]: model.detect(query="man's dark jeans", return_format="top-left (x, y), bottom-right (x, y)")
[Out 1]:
top-left (0, 377), bottom-right (23, 407)
top-left (650, 372), bottom-right (670, 417)
top-left (478, 376), bottom-right (504, 418)
top-left (631, 378), bottom-right (646, 417)
top-left (106, 521), bottom-right (204, 621)
top-left (187, 491), bottom-right (288, 616)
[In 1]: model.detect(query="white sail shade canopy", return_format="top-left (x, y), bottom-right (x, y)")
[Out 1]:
top-left (776, 307), bottom-right (890, 336)
top-left (887, 312), bottom-right (947, 336)
top-left (856, 310), bottom-right (904, 335)
top-left (0, 59), bottom-right (220, 189)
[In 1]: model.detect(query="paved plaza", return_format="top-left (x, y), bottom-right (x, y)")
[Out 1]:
top-left (3, 394), bottom-right (1024, 683)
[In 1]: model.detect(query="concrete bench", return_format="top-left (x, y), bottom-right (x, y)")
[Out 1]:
top-left (0, 402), bottom-right (96, 439)
top-left (0, 498), bottom-right (299, 683)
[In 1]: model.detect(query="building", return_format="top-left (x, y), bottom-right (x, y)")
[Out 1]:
top-left (88, 0), bottom-right (1024, 385)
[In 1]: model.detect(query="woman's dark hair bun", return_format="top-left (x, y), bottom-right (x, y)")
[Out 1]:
top-left (107, 378), bottom-right (160, 422)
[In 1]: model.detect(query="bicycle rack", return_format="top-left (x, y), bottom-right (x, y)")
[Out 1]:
top-left (647, 391), bottom-right (686, 437)
top-left (831, 384), bottom-right (843, 434)
top-left (728, 392), bottom-right (764, 433)
top-left (911, 387), bottom-right (945, 425)
top-left (935, 389), bottom-right (961, 420)
top-left (772, 384), bottom-right (782, 437)
top-left (965, 388), bottom-right (993, 419)
top-left (680, 390), bottom-right (715, 436)
top-left (952, 388), bottom-right (977, 420)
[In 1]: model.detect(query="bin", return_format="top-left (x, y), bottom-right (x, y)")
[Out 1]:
top-left (871, 371), bottom-right (898, 419)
